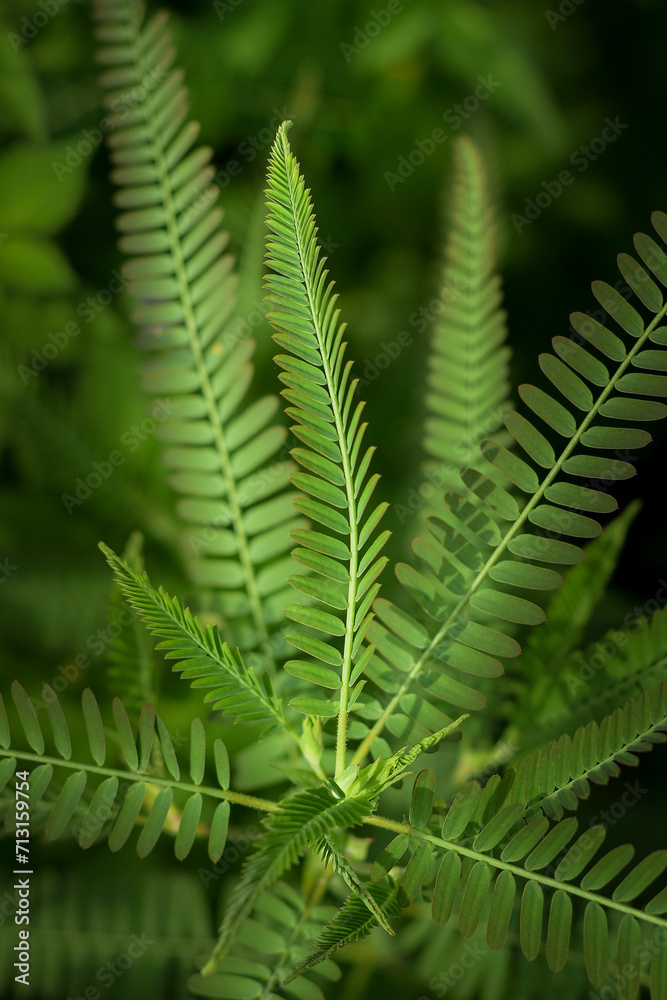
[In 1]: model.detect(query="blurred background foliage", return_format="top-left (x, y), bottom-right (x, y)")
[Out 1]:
top-left (1, 0), bottom-right (667, 997)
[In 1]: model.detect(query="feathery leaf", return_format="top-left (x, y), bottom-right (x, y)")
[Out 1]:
top-left (265, 121), bottom-right (390, 777)
top-left (0, 682), bottom-right (231, 859)
top-left (353, 209), bottom-right (667, 760)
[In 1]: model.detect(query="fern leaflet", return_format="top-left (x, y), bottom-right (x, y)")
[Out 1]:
top-left (369, 767), bottom-right (667, 997)
top-left (105, 531), bottom-right (159, 720)
top-left (313, 834), bottom-right (396, 934)
top-left (522, 603), bottom-right (667, 750)
top-left (282, 881), bottom-right (401, 984)
top-left (508, 678), bottom-right (667, 820)
top-left (0, 682), bottom-right (238, 860)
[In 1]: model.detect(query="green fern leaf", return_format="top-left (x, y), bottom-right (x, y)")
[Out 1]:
top-left (371, 833), bottom-right (410, 882)
top-left (264, 121), bottom-right (391, 776)
top-left (390, 761), bottom-right (667, 996)
top-left (583, 901), bottom-right (608, 987)
top-left (100, 542), bottom-right (287, 728)
top-left (313, 834), bottom-right (395, 934)
top-left (342, 714), bottom-right (467, 802)
top-left (398, 840), bottom-right (434, 907)
top-left (487, 868), bottom-right (516, 950)
top-left (458, 859), bottom-right (492, 936)
top-left (409, 768), bottom-right (436, 828)
top-left (105, 532), bottom-right (158, 720)
top-left (201, 785), bottom-right (372, 974)
top-left (516, 604), bottom-right (667, 755)
top-left (508, 680), bottom-right (667, 819)
top-left (93, 0), bottom-right (299, 657)
top-left (617, 914), bottom-right (642, 999)
top-left (519, 880), bottom-right (544, 962)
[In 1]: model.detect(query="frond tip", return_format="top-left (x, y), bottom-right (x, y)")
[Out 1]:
top-left (282, 881), bottom-right (401, 984)
top-left (422, 134), bottom-right (511, 501)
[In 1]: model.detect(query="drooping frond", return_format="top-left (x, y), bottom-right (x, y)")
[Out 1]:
top-left (264, 122), bottom-right (390, 777)
top-left (0, 868), bottom-right (214, 999)
top-left (188, 880), bottom-right (341, 1000)
top-left (353, 211), bottom-right (667, 760)
top-left (282, 881), bottom-right (401, 984)
top-left (100, 542), bottom-right (287, 731)
top-left (421, 135), bottom-right (512, 503)
top-left (105, 531), bottom-right (158, 719)
top-left (343, 714), bottom-right (468, 801)
top-left (0, 682), bottom-right (233, 860)
top-left (201, 785), bottom-right (373, 974)
top-left (506, 679), bottom-right (667, 820)
top-left (93, 0), bottom-right (299, 656)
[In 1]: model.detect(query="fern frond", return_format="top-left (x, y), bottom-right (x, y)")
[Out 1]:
top-left (313, 834), bottom-right (396, 934)
top-left (369, 768), bottom-right (667, 997)
top-left (344, 714), bottom-right (468, 801)
top-left (264, 122), bottom-right (390, 777)
top-left (105, 531), bottom-right (158, 719)
top-left (506, 680), bottom-right (667, 820)
top-left (93, 0), bottom-right (299, 657)
top-left (353, 210), bottom-right (667, 761)
top-left (188, 880), bottom-right (341, 999)
top-left (422, 135), bottom-right (511, 503)
top-left (0, 682), bottom-right (236, 860)
top-left (202, 785), bottom-right (373, 974)
top-left (425, 823), bottom-right (667, 994)
top-left (506, 501), bottom-right (640, 734)
top-left (100, 542), bottom-right (287, 730)
top-left (282, 880), bottom-right (401, 984)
